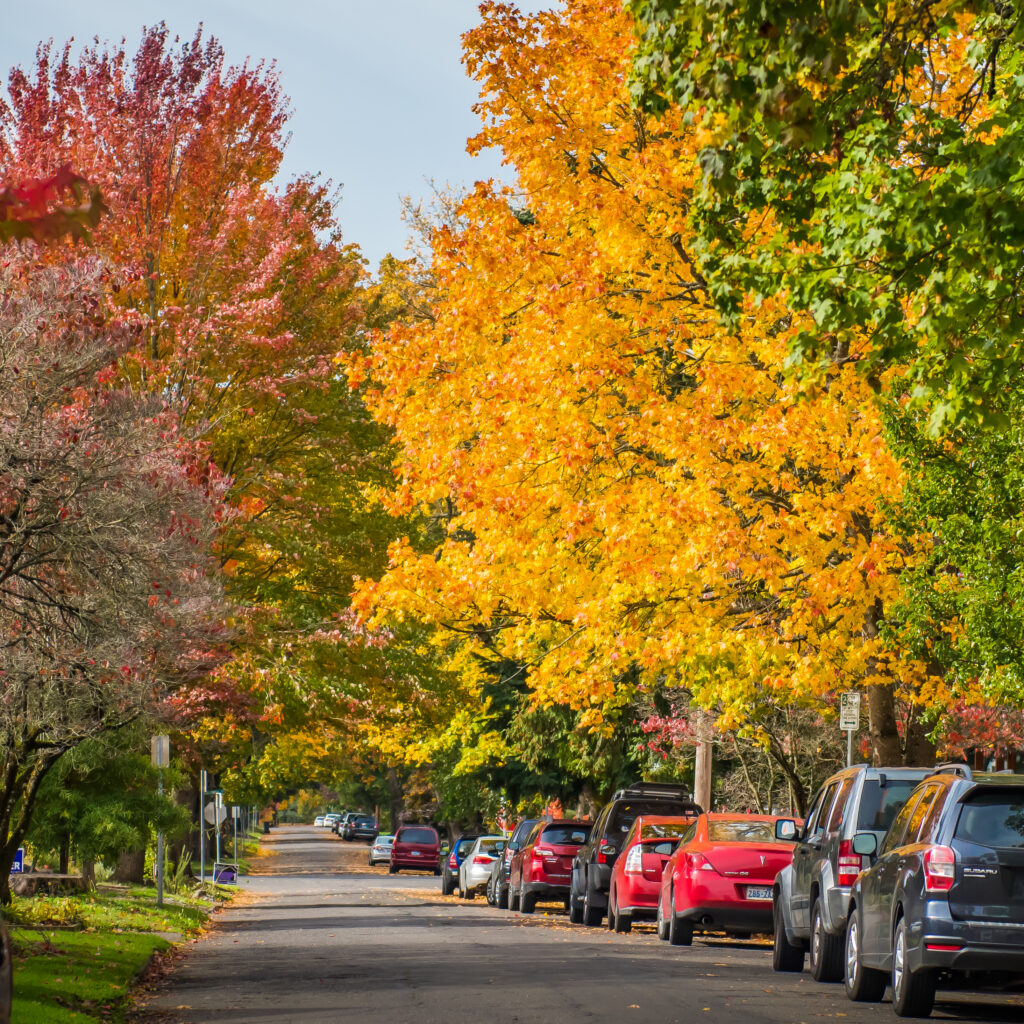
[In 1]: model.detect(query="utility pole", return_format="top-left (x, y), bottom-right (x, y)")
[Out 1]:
top-left (694, 717), bottom-right (713, 813)
top-left (199, 769), bottom-right (206, 884)
top-left (151, 735), bottom-right (169, 908)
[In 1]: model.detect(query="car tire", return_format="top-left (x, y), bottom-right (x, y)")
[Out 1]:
top-left (486, 876), bottom-right (495, 906)
top-left (607, 890), bottom-right (617, 931)
top-left (509, 884), bottom-right (520, 911)
top-left (810, 899), bottom-right (844, 982)
top-left (772, 901), bottom-right (806, 972)
top-left (460, 880), bottom-right (473, 900)
top-left (520, 887), bottom-right (537, 914)
top-left (668, 908), bottom-right (693, 946)
top-left (441, 872), bottom-right (453, 896)
top-left (582, 888), bottom-right (603, 927)
top-left (389, 865), bottom-right (398, 875)
top-left (615, 909), bottom-right (632, 934)
top-left (568, 891), bottom-right (583, 924)
top-left (891, 915), bottom-right (936, 1018)
top-left (656, 897), bottom-right (670, 941)
top-left (497, 882), bottom-right (509, 910)
top-left (844, 909), bottom-right (886, 1003)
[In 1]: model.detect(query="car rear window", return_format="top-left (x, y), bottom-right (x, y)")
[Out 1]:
top-left (639, 822), bottom-right (693, 841)
top-left (610, 801), bottom-right (696, 836)
top-left (478, 839), bottom-right (506, 855)
top-left (455, 836), bottom-right (476, 855)
top-left (512, 819), bottom-right (540, 843)
top-left (708, 820), bottom-right (777, 843)
top-left (541, 824), bottom-right (592, 845)
top-left (397, 827), bottom-right (437, 844)
top-left (355, 816), bottom-right (374, 825)
top-left (955, 790), bottom-right (1024, 848)
top-left (857, 779), bottom-right (920, 832)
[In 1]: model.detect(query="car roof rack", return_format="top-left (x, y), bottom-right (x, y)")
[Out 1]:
top-left (933, 762), bottom-right (973, 779)
top-left (612, 781), bottom-right (693, 801)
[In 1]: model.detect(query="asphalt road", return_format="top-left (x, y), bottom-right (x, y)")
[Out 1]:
top-left (130, 825), bottom-right (1024, 1024)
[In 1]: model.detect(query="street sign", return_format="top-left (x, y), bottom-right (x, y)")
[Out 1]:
top-left (204, 801), bottom-right (228, 825)
top-left (839, 691), bottom-right (861, 732)
top-left (10, 849), bottom-right (24, 874)
top-left (151, 734), bottom-right (170, 768)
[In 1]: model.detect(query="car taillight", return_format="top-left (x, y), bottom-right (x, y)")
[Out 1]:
top-left (837, 839), bottom-right (861, 887)
top-left (596, 843), bottom-right (616, 865)
top-left (923, 845), bottom-right (956, 893)
top-left (536, 845), bottom-right (557, 860)
top-left (448, 854), bottom-right (457, 868)
top-left (472, 855), bottom-right (491, 864)
top-left (688, 853), bottom-right (717, 873)
top-left (624, 845), bottom-right (644, 874)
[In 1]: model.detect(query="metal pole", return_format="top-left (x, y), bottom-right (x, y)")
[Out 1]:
top-left (233, 807), bottom-right (238, 870)
top-left (215, 792), bottom-right (222, 871)
top-left (847, 728), bottom-right (853, 768)
top-left (199, 769), bottom-right (206, 884)
top-left (156, 771), bottom-right (164, 907)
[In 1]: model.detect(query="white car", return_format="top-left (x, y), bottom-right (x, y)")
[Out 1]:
top-left (313, 816), bottom-right (326, 827)
top-left (368, 834), bottom-right (395, 866)
top-left (459, 835), bottom-right (507, 898)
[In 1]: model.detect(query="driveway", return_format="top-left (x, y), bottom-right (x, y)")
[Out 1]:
top-left (129, 825), bottom-right (1024, 1024)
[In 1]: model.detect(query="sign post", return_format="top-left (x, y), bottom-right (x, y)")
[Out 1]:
top-left (839, 692), bottom-right (861, 767)
top-left (199, 769), bottom-right (207, 884)
top-left (151, 735), bottom-right (170, 907)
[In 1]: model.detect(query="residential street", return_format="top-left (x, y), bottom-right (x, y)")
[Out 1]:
top-left (129, 826), bottom-right (1024, 1024)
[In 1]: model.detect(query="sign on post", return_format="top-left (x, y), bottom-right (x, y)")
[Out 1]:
top-left (10, 849), bottom-right (24, 874)
top-left (839, 691), bottom-right (861, 731)
top-left (151, 734), bottom-right (170, 768)
top-left (204, 801), bottom-right (228, 825)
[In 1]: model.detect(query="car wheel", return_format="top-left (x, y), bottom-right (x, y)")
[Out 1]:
top-left (389, 864), bottom-right (398, 875)
top-left (497, 882), bottom-right (509, 910)
top-left (568, 890), bottom-right (583, 924)
top-left (509, 884), bottom-right (520, 911)
top-left (668, 906), bottom-right (693, 946)
top-left (772, 900), bottom-right (806, 972)
top-left (520, 886), bottom-right (537, 914)
top-left (440, 871), bottom-right (453, 896)
top-left (606, 890), bottom-right (617, 931)
top-left (582, 888), bottom-right (603, 927)
top-left (891, 915), bottom-right (936, 1018)
top-left (810, 899), bottom-right (844, 982)
top-left (460, 879), bottom-right (473, 899)
top-left (367, 857), bottom-right (373, 867)
top-left (615, 908), bottom-right (632, 934)
top-left (844, 909), bottom-right (886, 1003)
top-left (433, 866), bottom-right (441, 876)
top-left (656, 896), bottom-right (669, 941)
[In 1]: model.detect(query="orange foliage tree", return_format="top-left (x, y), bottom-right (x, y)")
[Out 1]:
top-left (352, 0), bottom-right (940, 772)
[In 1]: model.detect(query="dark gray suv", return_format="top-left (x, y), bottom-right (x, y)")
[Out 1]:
top-left (773, 763), bottom-right (930, 981)
top-left (845, 767), bottom-right (1024, 1017)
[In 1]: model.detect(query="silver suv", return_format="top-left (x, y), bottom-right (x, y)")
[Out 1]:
top-left (773, 763), bottom-right (931, 981)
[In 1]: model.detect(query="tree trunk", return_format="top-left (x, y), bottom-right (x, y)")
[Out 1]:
top-left (866, 683), bottom-right (902, 765)
top-left (59, 834), bottom-right (70, 874)
top-left (112, 848), bottom-right (146, 884)
top-left (386, 766), bottom-right (404, 832)
top-left (81, 859), bottom-right (96, 888)
top-left (903, 709), bottom-right (937, 766)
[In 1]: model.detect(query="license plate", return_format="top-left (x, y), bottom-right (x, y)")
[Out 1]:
top-left (745, 886), bottom-right (772, 900)
top-left (410, 851), bottom-right (421, 857)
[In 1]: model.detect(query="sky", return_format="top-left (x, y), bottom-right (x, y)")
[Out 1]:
top-left (0, 1), bottom-right (546, 267)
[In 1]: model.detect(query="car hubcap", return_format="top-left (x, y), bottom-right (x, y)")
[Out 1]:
top-left (812, 915), bottom-right (821, 964)
top-left (846, 919), bottom-right (858, 984)
top-left (893, 926), bottom-right (905, 997)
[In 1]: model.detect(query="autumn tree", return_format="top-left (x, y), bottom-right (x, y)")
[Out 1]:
top-left (353, 0), bottom-right (939, 769)
top-left (0, 256), bottom-right (226, 899)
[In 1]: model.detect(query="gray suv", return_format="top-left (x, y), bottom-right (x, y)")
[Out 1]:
top-left (773, 763), bottom-right (931, 981)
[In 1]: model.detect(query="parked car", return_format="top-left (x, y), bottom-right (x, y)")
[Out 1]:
top-left (773, 763), bottom-right (931, 981)
top-left (344, 814), bottom-right (379, 842)
top-left (570, 782), bottom-right (701, 926)
top-left (389, 825), bottom-right (442, 874)
top-left (334, 811), bottom-right (360, 836)
top-left (313, 815), bottom-right (326, 827)
top-left (487, 817), bottom-right (543, 908)
top-left (845, 766), bottom-right (1024, 1017)
top-left (606, 815), bottom-right (697, 933)
top-left (458, 835), bottom-right (507, 899)
top-left (324, 812), bottom-right (342, 830)
top-left (657, 812), bottom-right (798, 946)
top-left (368, 833), bottom-right (395, 866)
top-left (440, 833), bottom-right (480, 895)
top-left (509, 819), bottom-right (593, 913)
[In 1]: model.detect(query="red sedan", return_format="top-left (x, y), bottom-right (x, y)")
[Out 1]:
top-left (607, 815), bottom-right (697, 933)
top-left (508, 819), bottom-right (592, 914)
top-left (657, 813), bottom-right (798, 946)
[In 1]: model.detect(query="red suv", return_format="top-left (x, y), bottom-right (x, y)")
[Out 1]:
top-left (508, 819), bottom-right (592, 914)
top-left (389, 825), bottom-right (442, 874)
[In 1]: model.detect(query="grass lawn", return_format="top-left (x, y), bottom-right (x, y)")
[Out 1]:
top-left (8, 886), bottom-right (226, 1023)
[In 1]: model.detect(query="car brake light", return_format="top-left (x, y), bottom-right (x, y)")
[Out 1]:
top-left (688, 852), bottom-right (717, 873)
top-left (472, 855), bottom-right (492, 864)
top-left (624, 845), bottom-right (644, 874)
top-left (536, 845), bottom-right (557, 860)
top-left (597, 843), bottom-right (616, 865)
top-left (837, 840), bottom-right (861, 887)
top-left (923, 845), bottom-right (956, 893)
top-left (448, 854), bottom-right (457, 868)
top-left (925, 942), bottom-right (964, 951)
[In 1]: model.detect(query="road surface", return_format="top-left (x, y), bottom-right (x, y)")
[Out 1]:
top-left (129, 825), bottom-right (1024, 1023)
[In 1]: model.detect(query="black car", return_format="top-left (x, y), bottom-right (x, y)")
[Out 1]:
top-left (773, 763), bottom-right (930, 980)
top-left (570, 782), bottom-right (701, 926)
top-left (845, 766), bottom-right (1024, 1017)
top-left (487, 818), bottom-right (543, 908)
top-left (440, 833), bottom-right (479, 896)
top-left (333, 811), bottom-right (358, 836)
top-left (344, 814), bottom-right (379, 842)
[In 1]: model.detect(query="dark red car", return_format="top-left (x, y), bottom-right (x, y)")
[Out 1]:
top-left (657, 813), bottom-right (798, 946)
top-left (606, 815), bottom-right (697, 932)
top-left (508, 819), bottom-right (592, 913)
top-left (389, 824), bottom-right (442, 874)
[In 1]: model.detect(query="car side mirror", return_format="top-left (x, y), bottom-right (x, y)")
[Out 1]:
top-left (508, 841), bottom-right (520, 852)
top-left (851, 832), bottom-right (877, 857)
top-left (775, 819), bottom-right (798, 841)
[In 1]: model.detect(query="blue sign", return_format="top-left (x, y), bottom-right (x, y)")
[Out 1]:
top-left (10, 848), bottom-right (24, 874)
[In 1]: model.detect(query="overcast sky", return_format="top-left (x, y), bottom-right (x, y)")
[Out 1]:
top-left (0, 1), bottom-right (546, 268)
